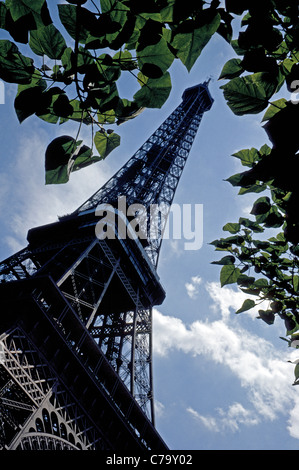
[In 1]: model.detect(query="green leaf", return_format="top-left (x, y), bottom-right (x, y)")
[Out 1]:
top-left (113, 50), bottom-right (135, 70)
top-left (36, 88), bottom-right (64, 124)
top-left (237, 274), bottom-right (255, 287)
top-left (238, 183), bottom-right (267, 195)
top-left (211, 255), bottom-right (235, 265)
top-left (59, 99), bottom-right (92, 125)
top-left (239, 217), bottom-right (264, 233)
top-left (293, 275), bottom-right (299, 293)
top-left (94, 131), bottom-right (121, 159)
top-left (136, 71), bottom-right (149, 87)
top-left (172, 13), bottom-right (221, 71)
top-left (100, 0), bottom-right (115, 14)
top-left (232, 148), bottom-right (260, 167)
top-left (210, 235), bottom-right (244, 251)
top-left (258, 310), bottom-right (275, 325)
top-left (263, 208), bottom-right (284, 228)
top-left (6, 0), bottom-right (45, 22)
top-left (225, 173), bottom-right (244, 187)
top-left (58, 4), bottom-right (77, 40)
top-left (220, 264), bottom-right (241, 287)
top-left (133, 72), bottom-right (171, 108)
top-left (137, 36), bottom-right (174, 76)
top-left (115, 98), bottom-right (143, 124)
top-left (100, 0), bottom-right (128, 15)
top-left (29, 24), bottom-right (66, 59)
top-left (254, 278), bottom-right (268, 288)
top-left (0, 40), bottom-right (34, 84)
top-left (0, 3), bottom-right (7, 29)
top-left (230, 38), bottom-right (247, 56)
top-left (46, 164), bottom-right (70, 185)
top-left (252, 240), bottom-right (270, 249)
top-left (92, 82), bottom-right (120, 114)
top-left (160, 2), bottom-right (175, 22)
top-left (14, 87), bottom-right (43, 122)
top-left (98, 109), bottom-right (116, 124)
top-left (14, 70), bottom-right (47, 122)
top-left (98, 1), bottom-right (130, 49)
top-left (250, 197), bottom-right (271, 216)
top-left (0, 4), bottom-right (32, 43)
top-left (236, 299), bottom-right (256, 314)
top-left (45, 138), bottom-right (100, 183)
top-left (223, 222), bottom-right (240, 234)
top-left (219, 58), bottom-right (244, 80)
top-left (261, 98), bottom-right (287, 122)
top-left (72, 145), bottom-right (102, 171)
top-left (77, 46), bottom-right (94, 72)
top-left (220, 72), bottom-right (278, 116)
top-left (45, 135), bottom-right (78, 185)
top-left (58, 4), bottom-right (89, 43)
top-left (96, 54), bottom-right (121, 84)
top-left (258, 143), bottom-right (272, 158)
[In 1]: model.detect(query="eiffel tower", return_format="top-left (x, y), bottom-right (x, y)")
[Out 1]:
top-left (0, 82), bottom-right (213, 450)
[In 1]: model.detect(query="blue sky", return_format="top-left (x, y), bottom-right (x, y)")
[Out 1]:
top-left (1, 1), bottom-right (299, 451)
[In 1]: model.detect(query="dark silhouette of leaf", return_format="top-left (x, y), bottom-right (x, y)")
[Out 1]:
top-left (236, 299), bottom-right (255, 314)
top-left (52, 94), bottom-right (74, 118)
top-left (258, 310), bottom-right (275, 325)
top-left (45, 135), bottom-right (77, 172)
top-left (172, 13), bottom-right (220, 71)
top-left (0, 40), bottom-right (34, 84)
top-left (263, 102), bottom-right (299, 152)
top-left (58, 4), bottom-right (90, 43)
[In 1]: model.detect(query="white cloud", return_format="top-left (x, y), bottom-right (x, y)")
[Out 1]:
top-left (159, 240), bottom-right (184, 265)
top-left (185, 275), bottom-right (202, 299)
top-left (207, 281), bottom-right (268, 321)
top-left (155, 400), bottom-right (166, 419)
top-left (287, 397), bottom-right (299, 439)
top-left (187, 407), bottom-right (220, 432)
top-left (187, 402), bottom-right (259, 433)
top-left (153, 280), bottom-right (299, 438)
top-left (218, 402), bottom-right (260, 431)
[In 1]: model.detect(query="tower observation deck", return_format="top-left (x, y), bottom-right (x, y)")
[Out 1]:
top-left (0, 82), bottom-right (213, 450)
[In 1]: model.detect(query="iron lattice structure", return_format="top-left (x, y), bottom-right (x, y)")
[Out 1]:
top-left (0, 83), bottom-right (213, 450)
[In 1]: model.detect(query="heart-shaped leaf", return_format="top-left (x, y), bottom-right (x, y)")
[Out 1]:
top-left (220, 72), bottom-right (278, 115)
top-left (94, 130), bottom-right (120, 158)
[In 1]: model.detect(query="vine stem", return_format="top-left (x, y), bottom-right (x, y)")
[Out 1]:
top-left (74, 5), bottom-right (106, 135)
top-left (74, 4), bottom-right (83, 105)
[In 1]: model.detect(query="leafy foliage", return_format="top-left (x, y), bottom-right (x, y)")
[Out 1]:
top-left (220, 72), bottom-right (279, 115)
top-left (212, 0), bottom-right (299, 383)
top-left (166, 0), bottom-right (299, 382)
top-left (0, 0), bottom-right (225, 184)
